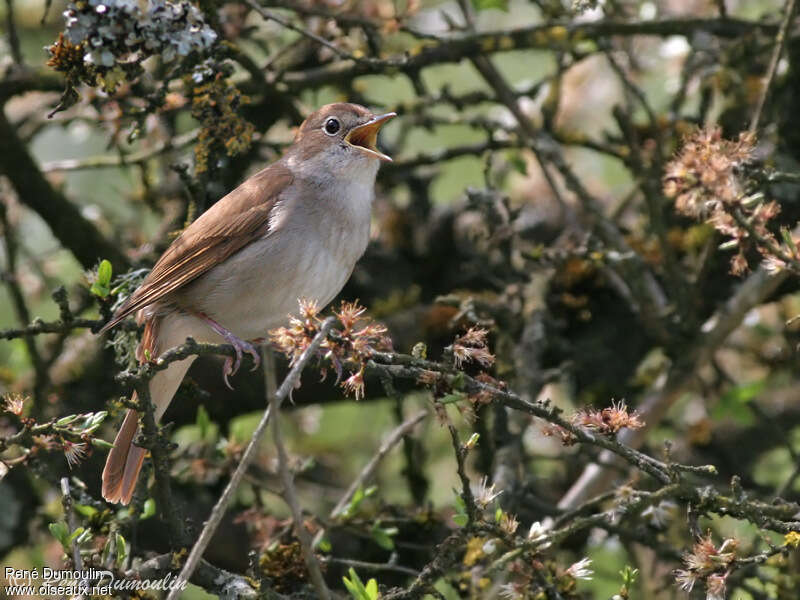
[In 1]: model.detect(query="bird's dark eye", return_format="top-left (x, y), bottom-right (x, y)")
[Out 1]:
top-left (324, 118), bottom-right (341, 135)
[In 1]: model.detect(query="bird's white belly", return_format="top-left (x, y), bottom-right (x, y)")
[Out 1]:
top-left (190, 222), bottom-right (368, 340)
top-left (226, 239), bottom-right (354, 338)
top-left (183, 166), bottom-right (374, 340)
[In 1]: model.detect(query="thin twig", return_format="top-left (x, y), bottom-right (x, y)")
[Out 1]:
top-left (134, 380), bottom-right (186, 547)
top-left (1, 202), bottom-right (48, 401)
top-left (748, 0), bottom-right (797, 134)
top-left (60, 478), bottom-right (83, 570)
top-left (165, 317), bottom-right (335, 600)
top-left (446, 417), bottom-right (478, 524)
top-left (245, 0), bottom-right (362, 63)
top-left (280, 18), bottom-right (780, 91)
top-left (41, 130), bottom-right (199, 172)
top-left (330, 410), bottom-right (428, 519)
top-left (0, 316), bottom-right (137, 340)
top-left (4, 0), bottom-right (24, 65)
top-left (267, 346), bottom-right (331, 600)
top-left (320, 556), bottom-right (420, 577)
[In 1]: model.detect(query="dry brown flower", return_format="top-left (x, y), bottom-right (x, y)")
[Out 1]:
top-left (663, 127), bottom-right (800, 274)
top-left (63, 440), bottom-right (88, 469)
top-left (341, 367), bottom-right (365, 401)
top-left (270, 299), bottom-right (391, 402)
top-left (571, 400), bottom-right (644, 435)
top-left (452, 327), bottom-right (495, 369)
top-left (3, 393), bottom-right (27, 417)
top-left (664, 127), bottom-right (755, 219)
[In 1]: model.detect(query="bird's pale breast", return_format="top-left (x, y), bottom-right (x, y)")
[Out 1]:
top-left (185, 173), bottom-right (374, 340)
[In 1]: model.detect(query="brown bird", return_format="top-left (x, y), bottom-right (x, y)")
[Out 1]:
top-left (100, 103), bottom-right (395, 504)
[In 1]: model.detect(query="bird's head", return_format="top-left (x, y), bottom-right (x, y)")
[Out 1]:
top-left (288, 103), bottom-right (396, 180)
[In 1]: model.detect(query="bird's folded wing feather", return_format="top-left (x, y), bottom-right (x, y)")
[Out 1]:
top-left (100, 163), bottom-right (293, 333)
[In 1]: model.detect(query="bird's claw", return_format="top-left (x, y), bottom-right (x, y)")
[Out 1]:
top-left (191, 311), bottom-right (261, 389)
top-left (220, 336), bottom-right (260, 389)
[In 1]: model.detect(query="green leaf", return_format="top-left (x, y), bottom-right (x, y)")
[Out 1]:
top-left (101, 536), bottom-right (113, 564)
top-left (90, 260), bottom-right (113, 298)
top-left (317, 537), bottom-right (332, 553)
top-left (91, 438), bottom-right (114, 450)
top-left (115, 533), bottom-right (127, 567)
top-left (370, 522), bottom-right (397, 550)
top-left (75, 528), bottom-right (92, 545)
top-left (619, 565), bottom-right (639, 585)
top-left (439, 393), bottom-right (464, 405)
top-left (140, 498), bottom-right (156, 520)
top-left (49, 521), bottom-right (69, 547)
top-left (365, 578), bottom-right (379, 600)
top-left (452, 493), bottom-right (468, 527)
top-left (66, 527), bottom-right (85, 546)
top-left (74, 504), bottom-right (98, 518)
top-left (343, 568), bottom-right (379, 600)
top-left (56, 414), bottom-right (79, 426)
top-left (472, 0), bottom-right (509, 10)
top-left (97, 259), bottom-right (112, 286)
top-left (343, 568), bottom-right (368, 599)
top-left (451, 372), bottom-right (466, 391)
top-left (342, 485), bottom-right (377, 519)
top-left (81, 411), bottom-right (108, 433)
top-left (196, 405), bottom-right (211, 439)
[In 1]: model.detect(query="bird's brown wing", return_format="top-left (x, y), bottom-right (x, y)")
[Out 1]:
top-left (100, 163), bottom-right (293, 333)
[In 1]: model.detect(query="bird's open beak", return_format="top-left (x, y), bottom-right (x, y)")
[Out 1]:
top-left (345, 112), bottom-right (396, 162)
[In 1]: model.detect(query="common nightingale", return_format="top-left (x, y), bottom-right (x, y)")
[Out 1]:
top-left (100, 103), bottom-right (395, 504)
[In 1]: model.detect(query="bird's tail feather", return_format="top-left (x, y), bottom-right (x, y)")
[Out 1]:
top-left (101, 406), bottom-right (146, 504)
top-left (101, 314), bottom-right (196, 505)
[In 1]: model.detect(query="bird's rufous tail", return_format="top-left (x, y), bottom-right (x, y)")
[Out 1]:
top-left (101, 313), bottom-right (197, 504)
top-left (101, 406), bottom-right (147, 504)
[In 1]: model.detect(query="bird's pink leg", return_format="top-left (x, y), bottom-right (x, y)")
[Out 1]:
top-left (192, 311), bottom-right (261, 389)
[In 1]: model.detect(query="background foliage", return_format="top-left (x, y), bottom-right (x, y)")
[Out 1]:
top-left (2, 0), bottom-right (800, 598)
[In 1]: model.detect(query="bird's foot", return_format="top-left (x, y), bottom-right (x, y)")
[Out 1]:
top-left (193, 312), bottom-right (261, 389)
top-left (220, 336), bottom-right (261, 390)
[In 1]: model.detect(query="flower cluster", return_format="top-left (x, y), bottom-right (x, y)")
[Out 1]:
top-left (1, 396), bottom-right (109, 470)
top-left (60, 0), bottom-right (217, 69)
top-left (3, 393), bottom-right (26, 417)
top-left (543, 400), bottom-right (644, 445)
top-left (496, 556), bottom-right (594, 599)
top-left (674, 534), bottom-right (737, 599)
top-left (664, 128), bottom-right (754, 219)
top-left (663, 127), bottom-right (791, 275)
top-left (571, 400), bottom-right (645, 435)
top-left (473, 475), bottom-right (503, 509)
top-left (451, 327), bottom-right (495, 369)
top-left (269, 299), bottom-right (391, 402)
